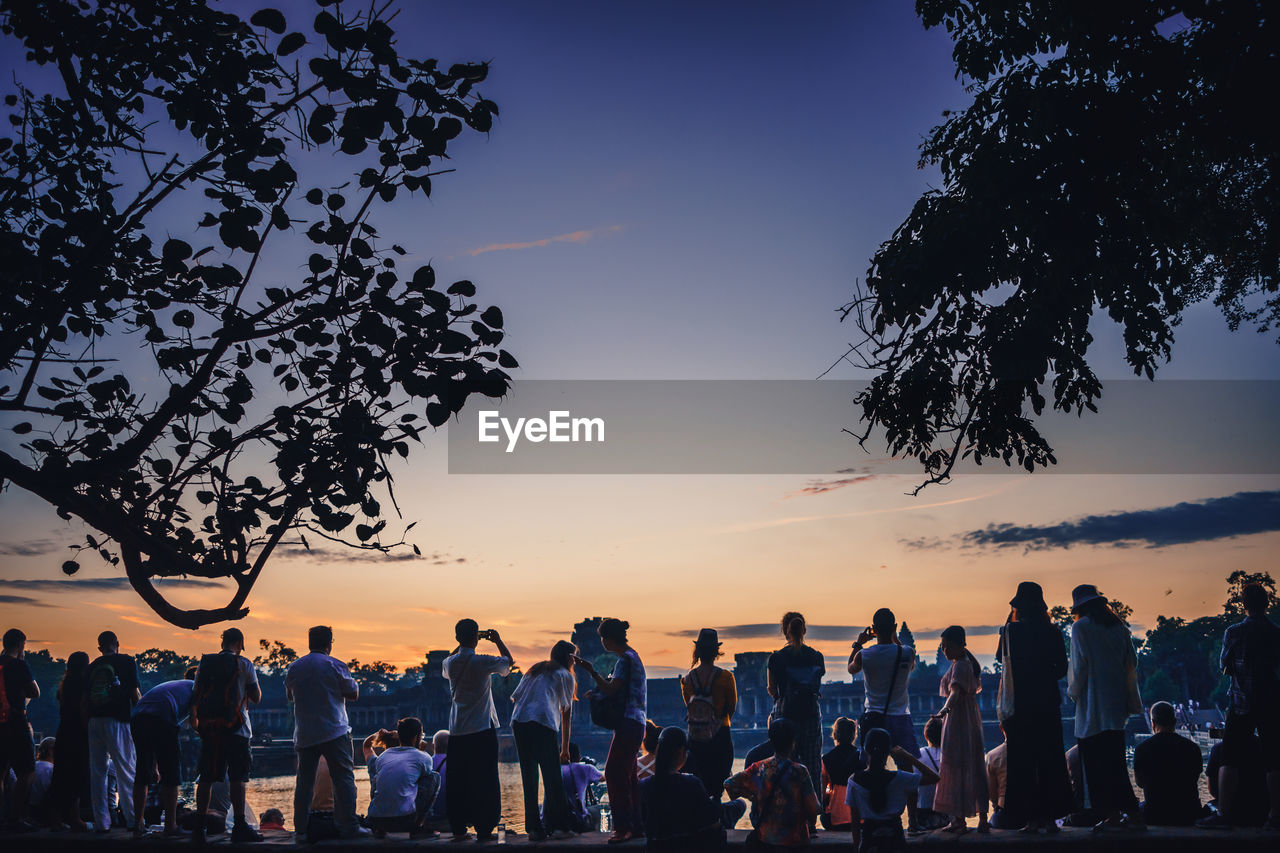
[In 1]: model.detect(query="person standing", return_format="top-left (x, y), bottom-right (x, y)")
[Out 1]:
top-left (190, 628), bottom-right (261, 844)
top-left (286, 625), bottom-right (369, 841)
top-left (85, 630), bottom-right (140, 832)
top-left (49, 651), bottom-right (90, 832)
top-left (1, 628), bottom-right (40, 830)
top-left (1202, 582), bottom-right (1280, 829)
top-left (847, 608), bottom-right (918, 829)
top-left (575, 617), bottom-right (647, 844)
top-left (1068, 584), bottom-right (1144, 831)
top-left (681, 628), bottom-right (737, 802)
top-left (510, 640), bottom-right (576, 841)
top-left (129, 665), bottom-right (196, 837)
top-left (931, 626), bottom-right (989, 833)
top-left (996, 581), bottom-right (1072, 832)
top-left (442, 618), bottom-right (513, 843)
top-left (768, 613), bottom-right (825, 801)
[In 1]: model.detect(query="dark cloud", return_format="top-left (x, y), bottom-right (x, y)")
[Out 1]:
top-left (956, 490), bottom-right (1280, 551)
top-left (0, 594), bottom-right (61, 608)
top-left (0, 539), bottom-right (62, 556)
top-left (3, 577), bottom-right (224, 592)
top-left (671, 624), bottom-right (859, 642)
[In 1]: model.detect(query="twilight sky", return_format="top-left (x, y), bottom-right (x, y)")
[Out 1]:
top-left (2, 1), bottom-right (1277, 678)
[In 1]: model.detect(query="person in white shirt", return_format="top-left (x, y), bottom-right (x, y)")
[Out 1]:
top-left (915, 716), bottom-right (947, 830)
top-left (847, 728), bottom-right (939, 853)
top-left (442, 618), bottom-right (513, 842)
top-left (510, 641), bottom-right (577, 842)
top-left (1067, 584), bottom-right (1144, 831)
top-left (286, 626), bottom-right (369, 841)
top-left (366, 717), bottom-right (439, 838)
top-left (29, 738), bottom-right (55, 824)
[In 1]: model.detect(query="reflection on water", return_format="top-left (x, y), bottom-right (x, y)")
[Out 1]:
top-left (241, 760), bottom-right (753, 835)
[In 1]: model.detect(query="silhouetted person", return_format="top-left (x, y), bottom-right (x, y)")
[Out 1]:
top-left (681, 629), bottom-right (737, 802)
top-left (561, 743), bottom-right (604, 833)
top-left (997, 582), bottom-right (1072, 832)
top-left (1067, 585), bottom-right (1143, 830)
top-left (510, 640), bottom-right (576, 841)
top-left (286, 625), bottom-right (368, 840)
top-left (847, 728), bottom-right (939, 853)
top-left (1, 628), bottom-right (40, 830)
top-left (191, 627), bottom-right (261, 844)
top-left (932, 625), bottom-right (989, 833)
top-left (1205, 734), bottom-right (1268, 827)
top-left (768, 612), bottom-right (825, 803)
top-left (1203, 583), bottom-right (1280, 829)
top-left (1134, 701), bottom-right (1201, 826)
top-left (576, 617), bottom-right (647, 844)
top-left (985, 726), bottom-right (1008, 828)
top-left (48, 650), bottom-right (90, 832)
top-left (820, 717), bottom-right (860, 831)
top-left (129, 664), bottom-right (196, 837)
top-left (847, 608), bottom-right (918, 829)
top-left (726, 718), bottom-right (820, 850)
top-left (86, 630), bottom-right (139, 832)
top-left (641, 727), bottom-right (726, 852)
top-left (443, 618), bottom-right (513, 842)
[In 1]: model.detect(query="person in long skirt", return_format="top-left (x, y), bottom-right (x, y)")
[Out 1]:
top-left (48, 652), bottom-right (91, 832)
top-left (680, 629), bottom-right (736, 801)
top-left (998, 582), bottom-right (1073, 832)
top-left (1068, 584), bottom-right (1144, 831)
top-left (931, 626), bottom-right (989, 834)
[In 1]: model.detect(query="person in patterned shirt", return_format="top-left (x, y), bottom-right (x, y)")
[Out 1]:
top-left (725, 719), bottom-right (820, 849)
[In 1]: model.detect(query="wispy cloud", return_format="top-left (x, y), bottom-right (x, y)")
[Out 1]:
top-left (469, 225), bottom-right (622, 256)
top-left (785, 474), bottom-right (878, 499)
top-left (0, 594), bottom-right (61, 609)
top-left (0, 539), bottom-right (62, 556)
top-left (275, 545), bottom-right (465, 566)
top-left (3, 577), bottom-right (224, 592)
top-left (946, 489), bottom-right (1280, 552)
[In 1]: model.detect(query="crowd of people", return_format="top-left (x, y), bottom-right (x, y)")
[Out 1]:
top-left (0, 580), bottom-right (1277, 850)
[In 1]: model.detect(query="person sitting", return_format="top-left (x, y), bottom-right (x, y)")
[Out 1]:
top-left (258, 809), bottom-right (286, 831)
top-left (725, 718), bottom-right (820, 849)
top-left (637, 720), bottom-right (662, 782)
top-left (365, 716), bottom-right (440, 839)
top-left (1204, 733), bottom-right (1268, 827)
top-left (640, 727), bottom-right (725, 852)
top-left (914, 717), bottom-right (946, 831)
top-left (985, 726), bottom-right (1010, 828)
top-left (1134, 701), bottom-right (1202, 826)
top-left (562, 743), bottom-right (605, 833)
top-left (820, 718), bottom-right (860, 831)
top-left (361, 728), bottom-right (400, 798)
top-left (847, 728), bottom-right (940, 853)
top-left (1062, 744), bottom-right (1101, 827)
top-left (426, 731), bottom-right (450, 832)
top-left (29, 738), bottom-right (55, 826)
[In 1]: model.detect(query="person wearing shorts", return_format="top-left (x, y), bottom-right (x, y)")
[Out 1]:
top-left (129, 666), bottom-right (195, 837)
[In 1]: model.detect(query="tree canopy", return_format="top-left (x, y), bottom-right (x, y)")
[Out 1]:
top-left (844, 1), bottom-right (1277, 490)
top-left (0, 1), bottom-right (514, 628)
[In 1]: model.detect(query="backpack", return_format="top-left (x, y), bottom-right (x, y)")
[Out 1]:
top-left (193, 653), bottom-right (244, 733)
top-left (778, 661), bottom-right (822, 721)
top-left (87, 657), bottom-right (123, 715)
top-left (0, 657), bottom-right (11, 724)
top-left (685, 668), bottom-right (722, 742)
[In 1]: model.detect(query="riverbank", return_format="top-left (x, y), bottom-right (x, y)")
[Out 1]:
top-left (7, 825), bottom-right (1276, 850)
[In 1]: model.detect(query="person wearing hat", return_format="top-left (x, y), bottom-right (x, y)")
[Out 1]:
top-left (1067, 584), bottom-right (1144, 831)
top-left (680, 629), bottom-right (738, 802)
top-left (995, 582), bottom-right (1073, 833)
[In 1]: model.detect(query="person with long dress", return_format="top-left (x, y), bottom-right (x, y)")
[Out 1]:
top-left (1067, 584), bottom-right (1144, 831)
top-left (931, 626), bottom-right (989, 834)
top-left (997, 582), bottom-right (1073, 832)
top-left (48, 651), bottom-right (91, 832)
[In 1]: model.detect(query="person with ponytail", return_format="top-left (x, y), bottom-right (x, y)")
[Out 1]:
top-left (931, 626), bottom-right (989, 833)
top-left (725, 718), bottom-right (819, 850)
top-left (576, 618), bottom-right (647, 844)
top-left (766, 612), bottom-right (825, 806)
top-left (847, 728), bottom-right (939, 853)
top-left (639, 727), bottom-right (725, 852)
top-left (510, 641), bottom-right (577, 842)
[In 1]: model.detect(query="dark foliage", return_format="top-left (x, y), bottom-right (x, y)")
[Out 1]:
top-left (0, 1), bottom-right (513, 627)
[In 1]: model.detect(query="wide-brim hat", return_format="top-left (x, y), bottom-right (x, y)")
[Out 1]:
top-left (1070, 583), bottom-right (1104, 613)
top-left (694, 628), bottom-right (721, 648)
top-left (1009, 581), bottom-right (1048, 612)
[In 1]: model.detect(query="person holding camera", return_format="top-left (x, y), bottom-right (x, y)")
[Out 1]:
top-left (442, 619), bottom-right (513, 842)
